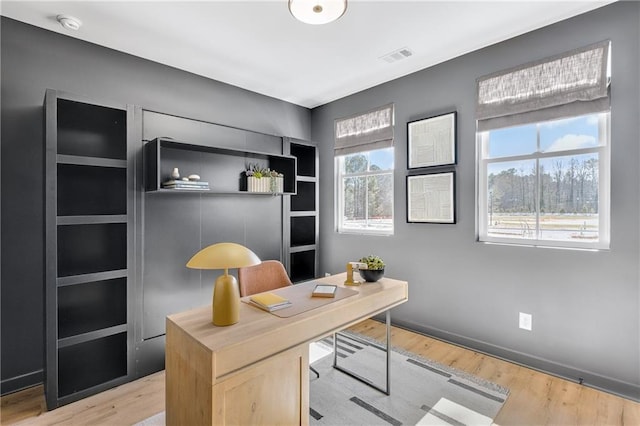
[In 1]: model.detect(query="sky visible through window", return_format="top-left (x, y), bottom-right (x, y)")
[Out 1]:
top-left (488, 115), bottom-right (600, 166)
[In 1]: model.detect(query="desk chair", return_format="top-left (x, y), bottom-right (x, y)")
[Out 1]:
top-left (238, 260), bottom-right (321, 378)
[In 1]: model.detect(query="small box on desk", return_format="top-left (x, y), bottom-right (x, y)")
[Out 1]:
top-left (312, 284), bottom-right (337, 298)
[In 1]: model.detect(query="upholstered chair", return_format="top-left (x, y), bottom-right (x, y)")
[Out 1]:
top-left (238, 259), bottom-right (320, 378)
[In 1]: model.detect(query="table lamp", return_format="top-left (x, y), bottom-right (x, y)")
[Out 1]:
top-left (187, 242), bottom-right (261, 326)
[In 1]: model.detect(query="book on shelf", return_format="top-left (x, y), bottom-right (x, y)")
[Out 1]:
top-left (162, 180), bottom-right (210, 187)
top-left (249, 292), bottom-right (292, 312)
top-left (162, 180), bottom-right (210, 190)
top-left (312, 284), bottom-right (337, 298)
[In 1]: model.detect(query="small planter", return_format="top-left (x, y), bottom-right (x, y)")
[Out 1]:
top-left (359, 269), bottom-right (384, 282)
top-left (247, 176), bottom-right (283, 193)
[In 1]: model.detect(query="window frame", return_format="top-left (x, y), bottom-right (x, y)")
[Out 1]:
top-left (477, 112), bottom-right (610, 250)
top-left (335, 149), bottom-right (394, 236)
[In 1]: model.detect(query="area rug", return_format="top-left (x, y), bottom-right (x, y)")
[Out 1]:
top-left (135, 331), bottom-right (508, 426)
top-left (309, 332), bottom-right (508, 425)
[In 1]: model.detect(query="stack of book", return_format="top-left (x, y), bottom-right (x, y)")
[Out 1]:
top-left (162, 180), bottom-right (210, 191)
top-left (249, 292), bottom-right (292, 312)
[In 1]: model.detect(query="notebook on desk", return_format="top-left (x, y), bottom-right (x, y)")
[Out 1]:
top-left (242, 281), bottom-right (358, 318)
top-left (249, 292), bottom-right (292, 312)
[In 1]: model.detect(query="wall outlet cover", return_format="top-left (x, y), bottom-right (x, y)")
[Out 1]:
top-left (519, 312), bottom-right (533, 331)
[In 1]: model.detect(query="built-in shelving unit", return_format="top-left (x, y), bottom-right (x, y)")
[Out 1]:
top-left (283, 138), bottom-right (319, 282)
top-left (44, 90), bottom-right (133, 409)
top-left (143, 138), bottom-right (297, 194)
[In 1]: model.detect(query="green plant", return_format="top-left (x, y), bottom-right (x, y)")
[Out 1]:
top-left (245, 163), bottom-right (283, 179)
top-left (359, 255), bottom-right (385, 270)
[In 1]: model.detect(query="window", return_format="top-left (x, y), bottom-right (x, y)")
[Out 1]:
top-left (336, 148), bottom-right (394, 234)
top-left (478, 113), bottom-right (610, 248)
top-left (476, 41), bottom-right (610, 249)
top-left (334, 104), bottom-right (395, 235)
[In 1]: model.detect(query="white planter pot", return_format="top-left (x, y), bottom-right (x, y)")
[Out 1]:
top-left (247, 176), bottom-right (284, 193)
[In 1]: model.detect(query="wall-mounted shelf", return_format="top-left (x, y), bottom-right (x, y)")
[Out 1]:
top-left (44, 89), bottom-right (133, 409)
top-left (143, 138), bottom-right (297, 194)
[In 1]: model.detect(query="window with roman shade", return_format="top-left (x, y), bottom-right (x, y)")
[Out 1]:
top-left (334, 103), bottom-right (394, 156)
top-left (476, 41), bottom-right (611, 249)
top-left (476, 41), bottom-right (610, 131)
top-left (335, 103), bottom-right (395, 235)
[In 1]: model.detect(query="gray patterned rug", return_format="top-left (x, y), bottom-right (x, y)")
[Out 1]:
top-left (309, 332), bottom-right (508, 426)
top-left (136, 331), bottom-right (509, 426)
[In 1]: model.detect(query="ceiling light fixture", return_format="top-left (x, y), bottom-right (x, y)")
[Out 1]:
top-left (56, 14), bottom-right (82, 31)
top-left (288, 0), bottom-right (347, 25)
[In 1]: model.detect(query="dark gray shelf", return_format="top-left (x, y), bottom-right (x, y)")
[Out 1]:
top-left (57, 215), bottom-right (128, 225)
top-left (283, 138), bottom-right (319, 283)
top-left (148, 188), bottom-right (287, 195)
top-left (144, 138), bottom-right (297, 194)
top-left (58, 324), bottom-right (128, 348)
top-left (57, 269), bottom-right (128, 287)
top-left (45, 89), bottom-right (132, 409)
top-left (57, 154), bottom-right (127, 168)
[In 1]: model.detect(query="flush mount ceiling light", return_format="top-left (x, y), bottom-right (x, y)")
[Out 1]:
top-left (56, 14), bottom-right (82, 31)
top-left (288, 0), bottom-right (347, 25)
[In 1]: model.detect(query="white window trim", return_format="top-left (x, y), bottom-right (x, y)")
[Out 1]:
top-left (335, 155), bottom-right (394, 236)
top-left (476, 114), bottom-right (610, 250)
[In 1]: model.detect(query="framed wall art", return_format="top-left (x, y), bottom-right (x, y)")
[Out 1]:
top-left (407, 111), bottom-right (456, 169)
top-left (407, 171), bottom-right (456, 224)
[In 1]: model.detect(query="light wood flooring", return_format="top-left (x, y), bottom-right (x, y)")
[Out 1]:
top-left (2, 319), bottom-right (638, 425)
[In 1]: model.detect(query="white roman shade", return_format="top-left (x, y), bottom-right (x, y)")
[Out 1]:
top-left (334, 103), bottom-right (394, 156)
top-left (476, 41), bottom-right (610, 131)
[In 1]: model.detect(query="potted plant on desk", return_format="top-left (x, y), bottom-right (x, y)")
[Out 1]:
top-left (358, 255), bottom-right (385, 282)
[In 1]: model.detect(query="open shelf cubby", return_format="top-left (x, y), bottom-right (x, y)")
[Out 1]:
top-left (57, 99), bottom-right (127, 160)
top-left (290, 143), bottom-right (316, 178)
top-left (57, 223), bottom-right (127, 278)
top-left (57, 332), bottom-right (127, 397)
top-left (57, 278), bottom-right (127, 339)
top-left (290, 249), bottom-right (316, 282)
top-left (290, 216), bottom-right (316, 247)
top-left (144, 138), bottom-right (296, 194)
top-left (57, 164), bottom-right (126, 216)
top-left (291, 180), bottom-right (315, 211)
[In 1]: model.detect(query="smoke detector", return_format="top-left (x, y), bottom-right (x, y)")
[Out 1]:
top-left (380, 47), bottom-right (414, 64)
top-left (56, 15), bottom-right (82, 31)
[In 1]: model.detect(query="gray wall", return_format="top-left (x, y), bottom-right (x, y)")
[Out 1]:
top-left (0, 17), bottom-right (310, 393)
top-left (312, 2), bottom-right (639, 399)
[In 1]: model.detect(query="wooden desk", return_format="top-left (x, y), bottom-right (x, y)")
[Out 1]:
top-left (165, 273), bottom-right (408, 426)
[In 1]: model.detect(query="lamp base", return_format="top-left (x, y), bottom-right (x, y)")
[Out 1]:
top-left (212, 273), bottom-right (240, 326)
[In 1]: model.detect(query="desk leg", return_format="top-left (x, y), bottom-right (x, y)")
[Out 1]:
top-left (332, 310), bottom-right (391, 395)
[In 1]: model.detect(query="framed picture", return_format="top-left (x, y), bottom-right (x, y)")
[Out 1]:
top-left (407, 172), bottom-right (456, 224)
top-left (407, 111), bottom-right (456, 169)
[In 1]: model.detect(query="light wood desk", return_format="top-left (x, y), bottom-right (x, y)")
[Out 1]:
top-left (165, 273), bottom-right (408, 426)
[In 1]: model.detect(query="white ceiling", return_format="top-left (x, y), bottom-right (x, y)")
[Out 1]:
top-left (1, 0), bottom-right (615, 108)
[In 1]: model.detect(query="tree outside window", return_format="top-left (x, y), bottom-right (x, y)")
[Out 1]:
top-left (337, 148), bottom-right (394, 235)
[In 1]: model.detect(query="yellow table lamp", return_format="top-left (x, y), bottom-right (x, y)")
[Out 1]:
top-left (187, 242), bottom-right (261, 326)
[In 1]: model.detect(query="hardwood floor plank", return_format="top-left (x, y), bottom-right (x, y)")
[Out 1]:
top-left (1, 320), bottom-right (638, 425)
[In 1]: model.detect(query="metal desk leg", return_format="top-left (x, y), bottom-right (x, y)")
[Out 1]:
top-left (332, 310), bottom-right (391, 395)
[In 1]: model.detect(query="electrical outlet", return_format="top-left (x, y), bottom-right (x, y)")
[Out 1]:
top-left (519, 312), bottom-right (532, 331)
top-left (325, 272), bottom-right (331, 277)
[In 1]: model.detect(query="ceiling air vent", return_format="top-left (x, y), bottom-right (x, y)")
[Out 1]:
top-left (380, 47), bottom-right (414, 63)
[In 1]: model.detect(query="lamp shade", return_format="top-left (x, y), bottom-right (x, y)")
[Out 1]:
top-left (186, 242), bottom-right (260, 270)
top-left (288, 0), bottom-right (347, 25)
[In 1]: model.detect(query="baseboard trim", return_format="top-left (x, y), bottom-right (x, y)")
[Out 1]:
top-left (390, 318), bottom-right (640, 402)
top-left (1, 369), bottom-right (43, 396)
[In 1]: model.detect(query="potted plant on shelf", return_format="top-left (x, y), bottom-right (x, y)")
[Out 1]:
top-left (245, 163), bottom-right (284, 193)
top-left (358, 255), bottom-right (385, 282)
